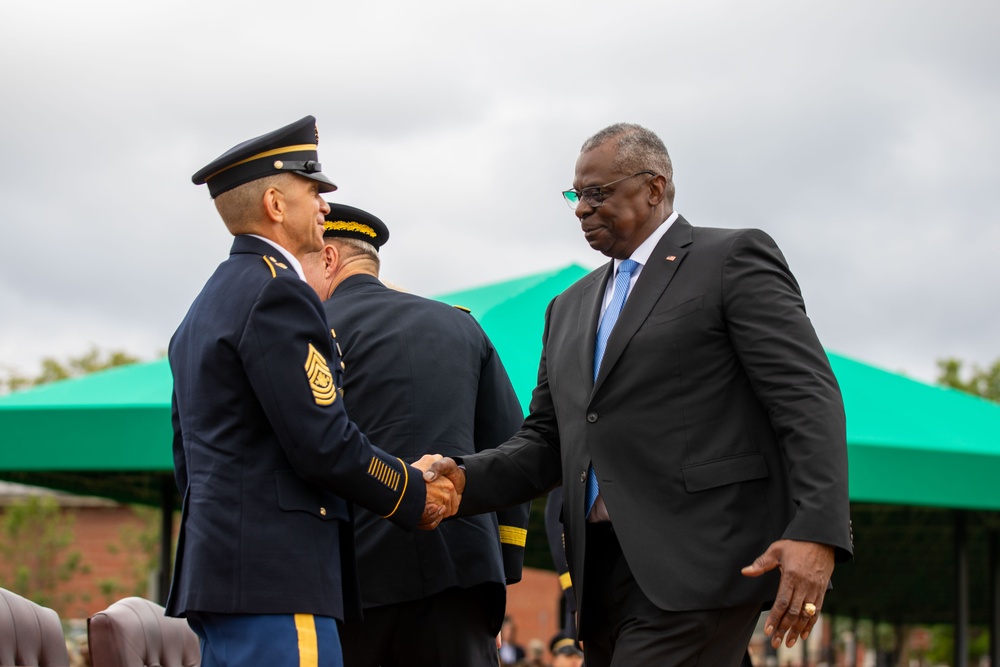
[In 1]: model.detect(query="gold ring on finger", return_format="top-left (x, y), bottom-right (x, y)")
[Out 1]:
top-left (803, 603), bottom-right (817, 617)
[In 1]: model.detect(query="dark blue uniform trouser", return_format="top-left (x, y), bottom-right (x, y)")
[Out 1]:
top-left (188, 612), bottom-right (342, 667)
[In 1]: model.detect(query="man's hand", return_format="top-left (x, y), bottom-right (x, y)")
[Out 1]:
top-left (412, 454), bottom-right (463, 529)
top-left (741, 539), bottom-right (834, 649)
top-left (422, 456), bottom-right (467, 520)
top-left (423, 456), bottom-right (467, 494)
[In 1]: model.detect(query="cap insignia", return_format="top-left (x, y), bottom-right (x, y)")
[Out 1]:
top-left (304, 343), bottom-right (337, 405)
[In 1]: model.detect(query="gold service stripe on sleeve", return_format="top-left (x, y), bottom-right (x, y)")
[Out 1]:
top-left (498, 525), bottom-right (527, 547)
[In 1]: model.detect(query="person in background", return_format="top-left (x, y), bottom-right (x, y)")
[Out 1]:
top-left (549, 633), bottom-right (584, 667)
top-left (522, 638), bottom-right (548, 667)
top-left (498, 615), bottom-right (527, 665)
top-left (303, 203), bottom-right (529, 667)
top-left (544, 487), bottom-right (577, 640)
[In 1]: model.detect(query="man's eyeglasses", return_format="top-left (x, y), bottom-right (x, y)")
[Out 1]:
top-left (562, 171), bottom-right (656, 209)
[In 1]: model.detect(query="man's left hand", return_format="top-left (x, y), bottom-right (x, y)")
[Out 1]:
top-left (741, 539), bottom-right (834, 649)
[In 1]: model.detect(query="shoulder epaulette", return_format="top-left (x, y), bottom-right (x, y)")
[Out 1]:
top-left (261, 255), bottom-right (290, 278)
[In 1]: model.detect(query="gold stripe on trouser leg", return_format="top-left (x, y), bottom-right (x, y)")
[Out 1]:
top-left (294, 614), bottom-right (319, 667)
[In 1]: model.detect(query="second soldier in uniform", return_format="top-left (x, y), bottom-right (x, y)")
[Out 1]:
top-left (304, 204), bottom-right (530, 667)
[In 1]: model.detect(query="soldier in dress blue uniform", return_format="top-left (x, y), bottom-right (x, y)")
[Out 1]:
top-left (544, 487), bottom-right (578, 640)
top-left (168, 116), bottom-right (454, 667)
top-left (302, 204), bottom-right (530, 667)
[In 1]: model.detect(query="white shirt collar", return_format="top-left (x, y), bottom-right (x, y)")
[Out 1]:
top-left (247, 234), bottom-right (307, 281)
top-left (600, 211), bottom-right (680, 316)
top-left (612, 210), bottom-right (679, 273)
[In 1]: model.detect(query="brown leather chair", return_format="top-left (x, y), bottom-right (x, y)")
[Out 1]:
top-left (88, 597), bottom-right (200, 667)
top-left (0, 587), bottom-right (70, 667)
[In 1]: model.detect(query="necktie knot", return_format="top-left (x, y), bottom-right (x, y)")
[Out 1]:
top-left (618, 259), bottom-right (639, 278)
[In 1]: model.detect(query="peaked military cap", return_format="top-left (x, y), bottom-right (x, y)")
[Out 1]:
top-left (323, 203), bottom-right (390, 250)
top-left (550, 633), bottom-right (583, 657)
top-left (192, 115), bottom-right (338, 198)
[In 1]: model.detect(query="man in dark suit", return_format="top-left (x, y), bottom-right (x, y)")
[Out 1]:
top-left (168, 116), bottom-right (453, 667)
top-left (302, 203), bottom-right (529, 667)
top-left (427, 123), bottom-right (853, 666)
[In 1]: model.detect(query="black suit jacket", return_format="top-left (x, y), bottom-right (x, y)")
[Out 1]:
top-left (324, 275), bottom-right (528, 632)
top-left (458, 217), bottom-right (852, 632)
top-left (166, 236), bottom-right (426, 621)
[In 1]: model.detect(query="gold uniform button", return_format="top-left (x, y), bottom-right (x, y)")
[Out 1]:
top-left (320, 507), bottom-right (327, 516)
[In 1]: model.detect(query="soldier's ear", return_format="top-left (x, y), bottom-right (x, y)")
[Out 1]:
top-left (262, 186), bottom-right (285, 223)
top-left (323, 244), bottom-right (339, 275)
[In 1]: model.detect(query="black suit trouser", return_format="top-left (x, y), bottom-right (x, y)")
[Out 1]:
top-left (339, 583), bottom-right (501, 667)
top-left (582, 522), bottom-right (759, 667)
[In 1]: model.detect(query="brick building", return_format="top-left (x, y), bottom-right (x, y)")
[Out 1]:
top-left (1, 480), bottom-right (576, 662)
top-left (0, 481), bottom-right (157, 620)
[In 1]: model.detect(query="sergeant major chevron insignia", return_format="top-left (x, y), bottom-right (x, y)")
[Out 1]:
top-left (304, 343), bottom-right (336, 405)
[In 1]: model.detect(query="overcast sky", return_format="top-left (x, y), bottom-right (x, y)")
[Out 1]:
top-left (1, 0), bottom-right (997, 385)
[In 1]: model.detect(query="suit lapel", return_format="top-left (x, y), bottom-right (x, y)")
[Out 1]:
top-left (592, 217), bottom-right (694, 394)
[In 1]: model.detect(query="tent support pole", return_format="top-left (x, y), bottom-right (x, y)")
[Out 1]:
top-left (989, 526), bottom-right (999, 667)
top-left (954, 510), bottom-right (968, 667)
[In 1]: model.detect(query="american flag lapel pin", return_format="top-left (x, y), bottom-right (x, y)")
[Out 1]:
top-left (665, 255), bottom-right (676, 261)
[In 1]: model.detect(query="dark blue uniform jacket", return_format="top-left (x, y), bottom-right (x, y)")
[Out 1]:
top-left (167, 236), bottom-right (425, 621)
top-left (325, 275), bottom-right (529, 633)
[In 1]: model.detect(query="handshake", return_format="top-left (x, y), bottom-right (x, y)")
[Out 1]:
top-left (411, 454), bottom-right (465, 530)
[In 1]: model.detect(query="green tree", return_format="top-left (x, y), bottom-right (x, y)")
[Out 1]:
top-left (99, 506), bottom-right (161, 604)
top-left (936, 357), bottom-right (1000, 403)
top-left (0, 495), bottom-right (85, 611)
top-left (0, 346), bottom-right (145, 614)
top-left (0, 346), bottom-right (140, 395)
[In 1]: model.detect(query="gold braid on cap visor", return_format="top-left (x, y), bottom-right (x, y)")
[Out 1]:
top-left (324, 221), bottom-right (377, 238)
top-left (204, 144), bottom-right (318, 182)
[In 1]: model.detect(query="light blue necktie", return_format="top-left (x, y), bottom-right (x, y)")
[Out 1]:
top-left (586, 259), bottom-right (639, 517)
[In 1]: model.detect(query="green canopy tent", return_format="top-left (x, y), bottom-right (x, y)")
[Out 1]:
top-left (823, 355), bottom-right (1000, 665)
top-left (0, 264), bottom-right (593, 603)
top-left (0, 358), bottom-right (177, 598)
top-left (1, 262), bottom-right (998, 660)
top-left (433, 263), bottom-right (591, 411)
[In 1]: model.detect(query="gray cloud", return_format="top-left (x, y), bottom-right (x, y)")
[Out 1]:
top-left (2, 0), bottom-right (997, 384)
